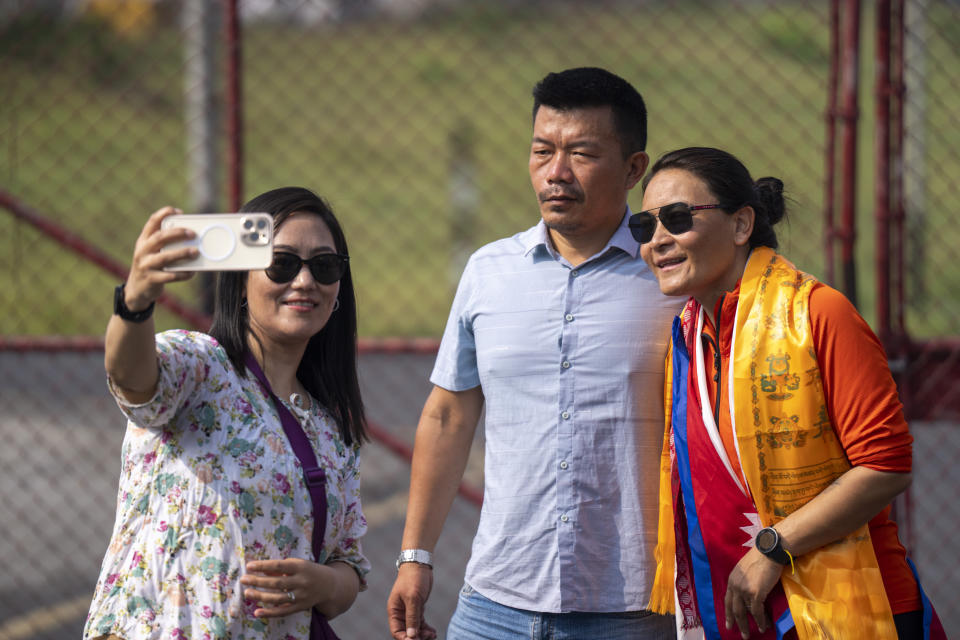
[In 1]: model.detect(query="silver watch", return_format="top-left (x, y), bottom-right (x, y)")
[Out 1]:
top-left (396, 548), bottom-right (433, 569)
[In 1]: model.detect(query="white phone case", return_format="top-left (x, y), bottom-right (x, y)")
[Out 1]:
top-left (161, 213), bottom-right (273, 271)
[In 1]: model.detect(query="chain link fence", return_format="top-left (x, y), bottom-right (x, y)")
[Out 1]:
top-left (1, 1), bottom-right (957, 638)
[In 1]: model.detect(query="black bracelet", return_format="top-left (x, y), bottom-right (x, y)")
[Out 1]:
top-left (113, 283), bottom-right (155, 322)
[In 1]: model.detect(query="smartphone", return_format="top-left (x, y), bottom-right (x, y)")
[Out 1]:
top-left (161, 213), bottom-right (273, 271)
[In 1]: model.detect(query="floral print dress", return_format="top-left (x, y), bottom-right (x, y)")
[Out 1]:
top-left (84, 331), bottom-right (369, 640)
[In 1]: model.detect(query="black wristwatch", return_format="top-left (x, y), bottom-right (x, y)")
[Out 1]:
top-left (113, 283), bottom-right (155, 322)
top-left (755, 526), bottom-right (792, 565)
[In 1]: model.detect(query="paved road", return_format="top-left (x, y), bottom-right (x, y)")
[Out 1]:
top-left (0, 350), bottom-right (956, 637)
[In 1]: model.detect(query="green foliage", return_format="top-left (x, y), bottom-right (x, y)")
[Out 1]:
top-left (756, 9), bottom-right (829, 65)
top-left (0, 11), bottom-right (161, 93)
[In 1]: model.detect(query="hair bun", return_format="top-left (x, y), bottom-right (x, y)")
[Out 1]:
top-left (754, 177), bottom-right (786, 226)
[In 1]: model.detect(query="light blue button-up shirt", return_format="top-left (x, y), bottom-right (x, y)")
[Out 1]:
top-left (431, 209), bottom-right (683, 613)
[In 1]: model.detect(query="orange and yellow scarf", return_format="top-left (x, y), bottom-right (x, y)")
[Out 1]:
top-left (649, 248), bottom-right (897, 639)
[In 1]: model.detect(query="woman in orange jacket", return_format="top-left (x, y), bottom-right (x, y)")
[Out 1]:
top-left (633, 147), bottom-right (944, 640)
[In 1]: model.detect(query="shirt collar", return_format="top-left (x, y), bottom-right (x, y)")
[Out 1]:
top-left (521, 206), bottom-right (640, 260)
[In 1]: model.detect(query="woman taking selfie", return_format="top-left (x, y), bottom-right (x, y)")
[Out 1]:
top-left (634, 147), bottom-right (943, 639)
top-left (85, 187), bottom-right (368, 640)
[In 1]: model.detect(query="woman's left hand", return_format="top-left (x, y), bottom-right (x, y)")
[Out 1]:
top-left (241, 558), bottom-right (347, 619)
top-left (723, 547), bottom-right (783, 639)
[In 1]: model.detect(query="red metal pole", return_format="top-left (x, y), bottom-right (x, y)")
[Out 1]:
top-left (875, 0), bottom-right (892, 344)
top-left (890, 0), bottom-right (912, 553)
top-left (824, 0), bottom-right (840, 286)
top-left (893, 0), bottom-right (907, 343)
top-left (840, 0), bottom-right (862, 307)
top-left (225, 0), bottom-right (243, 211)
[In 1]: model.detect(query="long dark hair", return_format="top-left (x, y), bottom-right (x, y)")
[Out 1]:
top-left (642, 146), bottom-right (786, 249)
top-left (208, 187), bottom-right (367, 446)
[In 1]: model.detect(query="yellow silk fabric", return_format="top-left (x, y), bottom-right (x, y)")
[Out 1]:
top-left (734, 248), bottom-right (896, 638)
top-left (649, 248), bottom-right (897, 638)
top-left (648, 337), bottom-right (677, 616)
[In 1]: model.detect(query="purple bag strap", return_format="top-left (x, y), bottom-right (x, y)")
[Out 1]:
top-left (245, 354), bottom-right (339, 640)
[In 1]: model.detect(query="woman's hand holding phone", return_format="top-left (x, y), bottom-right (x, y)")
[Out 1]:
top-left (124, 206), bottom-right (199, 311)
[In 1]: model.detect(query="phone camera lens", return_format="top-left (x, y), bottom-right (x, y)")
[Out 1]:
top-left (257, 219), bottom-right (268, 229)
top-left (249, 232), bottom-right (260, 242)
top-left (243, 219), bottom-right (254, 230)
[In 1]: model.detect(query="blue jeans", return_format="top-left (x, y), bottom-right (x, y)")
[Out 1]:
top-left (446, 583), bottom-right (676, 640)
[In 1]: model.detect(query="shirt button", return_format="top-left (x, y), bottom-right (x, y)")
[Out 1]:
top-left (564, 313), bottom-right (574, 322)
top-left (571, 270), bottom-right (579, 277)
top-left (560, 514), bottom-right (569, 522)
top-left (560, 460), bottom-right (569, 469)
top-left (561, 411), bottom-right (570, 420)
top-left (561, 361), bottom-right (571, 369)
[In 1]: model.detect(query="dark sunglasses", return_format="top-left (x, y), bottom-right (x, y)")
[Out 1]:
top-left (265, 251), bottom-right (349, 285)
top-left (628, 202), bottom-right (721, 244)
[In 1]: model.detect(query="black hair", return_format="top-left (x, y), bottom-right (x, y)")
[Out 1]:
top-left (532, 67), bottom-right (647, 157)
top-left (642, 147), bottom-right (786, 249)
top-left (208, 186), bottom-right (367, 446)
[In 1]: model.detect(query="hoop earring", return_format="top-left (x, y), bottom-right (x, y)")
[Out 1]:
top-left (332, 298), bottom-right (340, 312)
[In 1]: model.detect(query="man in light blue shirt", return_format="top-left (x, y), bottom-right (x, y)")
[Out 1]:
top-left (388, 67), bottom-right (680, 640)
